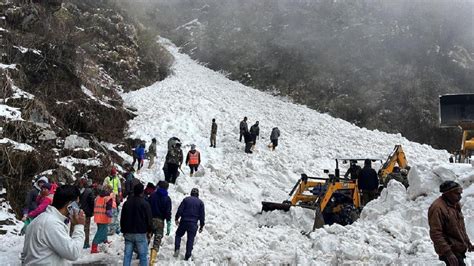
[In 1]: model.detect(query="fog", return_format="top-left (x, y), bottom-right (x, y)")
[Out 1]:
top-left (119, 0), bottom-right (474, 151)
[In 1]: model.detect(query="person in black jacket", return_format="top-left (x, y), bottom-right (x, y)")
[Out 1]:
top-left (174, 188), bottom-right (205, 260)
top-left (121, 183), bottom-right (153, 266)
top-left (358, 159), bottom-right (379, 205)
top-left (249, 121), bottom-right (260, 150)
top-left (78, 177), bottom-right (94, 249)
top-left (244, 131), bottom-right (253, 154)
top-left (123, 167), bottom-right (141, 199)
top-left (148, 181), bottom-right (172, 264)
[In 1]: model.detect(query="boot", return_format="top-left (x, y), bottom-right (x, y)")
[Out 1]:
top-left (149, 249), bottom-right (157, 266)
top-left (91, 244), bottom-right (99, 254)
top-left (173, 250), bottom-right (179, 258)
top-left (190, 173), bottom-right (193, 177)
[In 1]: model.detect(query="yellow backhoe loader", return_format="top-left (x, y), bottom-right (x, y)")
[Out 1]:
top-left (261, 145), bottom-right (409, 230)
top-left (378, 145), bottom-right (410, 187)
top-left (262, 159), bottom-right (362, 230)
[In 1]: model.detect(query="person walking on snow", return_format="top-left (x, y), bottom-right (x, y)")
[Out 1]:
top-left (132, 143), bottom-right (146, 172)
top-left (174, 188), bottom-right (205, 261)
top-left (121, 183), bottom-right (153, 266)
top-left (210, 119), bottom-right (217, 148)
top-left (149, 181), bottom-right (172, 265)
top-left (239, 117), bottom-right (248, 142)
top-left (91, 185), bottom-right (115, 254)
top-left (148, 138), bottom-right (157, 169)
top-left (244, 130), bottom-right (253, 154)
top-left (164, 141), bottom-right (183, 184)
top-left (269, 127), bottom-right (280, 151)
top-left (250, 121), bottom-right (260, 150)
top-left (21, 185), bottom-right (85, 265)
top-left (186, 144), bottom-right (201, 177)
top-left (428, 181), bottom-right (473, 266)
top-left (78, 177), bottom-right (95, 249)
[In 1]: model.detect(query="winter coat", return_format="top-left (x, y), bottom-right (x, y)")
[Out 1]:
top-left (21, 206), bottom-right (85, 265)
top-left (120, 195), bottom-right (153, 234)
top-left (148, 143), bottom-right (157, 156)
top-left (358, 166), bottom-right (379, 190)
top-left (240, 120), bottom-right (248, 133)
top-left (428, 196), bottom-right (472, 257)
top-left (270, 127), bottom-right (280, 141)
top-left (243, 131), bottom-right (253, 144)
top-left (149, 188), bottom-right (172, 221)
top-left (166, 147), bottom-right (183, 166)
top-left (23, 187), bottom-right (40, 215)
top-left (79, 187), bottom-right (95, 218)
top-left (103, 175), bottom-right (122, 195)
top-left (344, 165), bottom-right (361, 180)
top-left (27, 194), bottom-right (53, 219)
top-left (211, 122), bottom-right (218, 135)
top-left (134, 146), bottom-right (145, 160)
top-left (176, 196), bottom-right (205, 227)
top-left (250, 124), bottom-right (260, 139)
top-left (186, 150), bottom-right (201, 166)
top-left (123, 173), bottom-right (141, 198)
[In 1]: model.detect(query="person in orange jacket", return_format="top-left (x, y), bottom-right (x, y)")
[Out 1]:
top-left (91, 185), bottom-right (114, 253)
top-left (185, 145), bottom-right (201, 177)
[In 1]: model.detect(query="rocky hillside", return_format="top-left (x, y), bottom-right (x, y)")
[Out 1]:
top-left (0, 0), bottom-right (172, 217)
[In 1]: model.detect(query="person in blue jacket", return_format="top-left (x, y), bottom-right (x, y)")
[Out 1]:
top-left (173, 188), bottom-right (205, 261)
top-left (148, 181), bottom-right (172, 264)
top-left (132, 143), bottom-right (146, 172)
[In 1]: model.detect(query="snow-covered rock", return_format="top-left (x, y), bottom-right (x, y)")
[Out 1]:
top-left (64, 135), bottom-right (90, 149)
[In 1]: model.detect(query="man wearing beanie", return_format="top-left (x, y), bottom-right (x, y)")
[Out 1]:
top-left (428, 181), bottom-right (473, 266)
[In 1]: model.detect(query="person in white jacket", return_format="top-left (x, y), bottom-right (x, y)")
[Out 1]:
top-left (21, 185), bottom-right (85, 265)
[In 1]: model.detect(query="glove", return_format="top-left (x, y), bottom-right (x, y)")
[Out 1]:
top-left (446, 253), bottom-right (459, 266)
top-left (166, 220), bottom-right (172, 236)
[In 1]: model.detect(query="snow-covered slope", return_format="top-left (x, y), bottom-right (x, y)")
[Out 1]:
top-left (1, 39), bottom-right (473, 265)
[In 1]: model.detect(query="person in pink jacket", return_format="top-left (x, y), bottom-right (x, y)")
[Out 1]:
top-left (27, 183), bottom-right (53, 219)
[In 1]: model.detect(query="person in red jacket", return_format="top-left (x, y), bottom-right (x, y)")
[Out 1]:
top-left (25, 183), bottom-right (53, 220)
top-left (185, 145), bottom-right (201, 177)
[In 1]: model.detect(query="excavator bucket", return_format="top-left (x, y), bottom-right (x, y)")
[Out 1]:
top-left (312, 207), bottom-right (325, 230)
top-left (261, 201), bottom-right (291, 212)
top-left (439, 94), bottom-right (474, 128)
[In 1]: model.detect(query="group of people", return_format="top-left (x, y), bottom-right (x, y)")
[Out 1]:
top-left (239, 117), bottom-right (280, 153)
top-left (20, 169), bottom-right (206, 265)
top-left (343, 159), bottom-right (379, 205)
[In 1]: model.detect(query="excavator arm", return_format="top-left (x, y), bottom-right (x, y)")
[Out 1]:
top-left (379, 145), bottom-right (408, 180)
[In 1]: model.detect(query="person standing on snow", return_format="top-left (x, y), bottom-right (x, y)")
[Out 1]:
top-left (269, 127), bottom-right (280, 151)
top-left (244, 130), bottom-right (253, 154)
top-left (21, 183), bottom-right (53, 236)
top-left (210, 119), bottom-right (217, 148)
top-left (249, 121), bottom-right (260, 150)
top-left (149, 181), bottom-right (172, 265)
top-left (103, 167), bottom-right (122, 235)
top-left (133, 143), bottom-right (146, 172)
top-left (91, 185), bottom-right (114, 254)
top-left (148, 138), bottom-right (157, 169)
top-left (121, 183), bottom-right (153, 266)
top-left (21, 185), bottom-right (85, 265)
top-left (428, 181), bottom-right (473, 266)
top-left (123, 166), bottom-right (141, 199)
top-left (174, 188), bottom-right (205, 261)
top-left (239, 117), bottom-right (248, 142)
top-left (344, 160), bottom-right (362, 180)
top-left (164, 141), bottom-right (183, 184)
top-left (185, 144), bottom-right (201, 177)
top-left (23, 176), bottom-right (48, 221)
top-left (357, 159), bottom-right (379, 205)
top-left (78, 177), bottom-right (95, 249)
